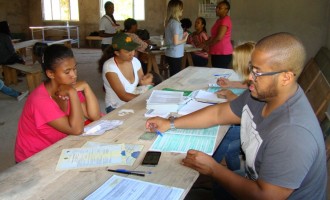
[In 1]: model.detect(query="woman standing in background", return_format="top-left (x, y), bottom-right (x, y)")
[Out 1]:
top-left (164, 0), bottom-right (188, 76)
top-left (206, 0), bottom-right (233, 68)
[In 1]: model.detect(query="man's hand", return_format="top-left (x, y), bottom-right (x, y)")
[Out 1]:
top-left (145, 117), bottom-right (170, 133)
top-left (182, 149), bottom-right (218, 176)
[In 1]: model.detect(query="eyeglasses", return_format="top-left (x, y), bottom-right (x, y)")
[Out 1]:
top-left (249, 63), bottom-right (288, 81)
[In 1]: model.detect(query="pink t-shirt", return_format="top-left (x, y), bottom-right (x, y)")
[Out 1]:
top-left (209, 16), bottom-right (233, 55)
top-left (187, 31), bottom-right (209, 59)
top-left (15, 83), bottom-right (85, 162)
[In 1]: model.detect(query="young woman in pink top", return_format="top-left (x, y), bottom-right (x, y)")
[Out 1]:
top-left (187, 17), bottom-right (209, 66)
top-left (15, 45), bottom-right (100, 162)
top-left (206, 1), bottom-right (233, 68)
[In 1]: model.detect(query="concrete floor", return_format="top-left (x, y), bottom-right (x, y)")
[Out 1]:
top-left (0, 48), bottom-right (329, 199)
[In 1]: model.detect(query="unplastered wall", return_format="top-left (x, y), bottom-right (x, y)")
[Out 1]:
top-left (1, 0), bottom-right (328, 56)
top-left (0, 0), bottom-right (29, 38)
top-left (182, 0), bottom-right (330, 60)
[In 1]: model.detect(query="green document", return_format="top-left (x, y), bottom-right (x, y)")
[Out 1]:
top-left (162, 88), bottom-right (193, 96)
top-left (150, 125), bottom-right (220, 155)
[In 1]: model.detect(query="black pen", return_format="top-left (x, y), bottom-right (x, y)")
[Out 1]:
top-left (107, 169), bottom-right (145, 177)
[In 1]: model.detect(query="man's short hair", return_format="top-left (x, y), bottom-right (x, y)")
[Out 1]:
top-left (256, 32), bottom-right (306, 78)
top-left (104, 1), bottom-right (113, 10)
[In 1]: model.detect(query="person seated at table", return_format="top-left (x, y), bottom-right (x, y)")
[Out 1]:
top-left (216, 41), bottom-right (255, 100)
top-left (212, 42), bottom-right (255, 171)
top-left (0, 21), bottom-right (25, 65)
top-left (98, 32), bottom-right (154, 113)
top-left (146, 32), bottom-right (326, 199)
top-left (15, 45), bottom-right (101, 163)
top-left (187, 17), bottom-right (209, 67)
top-left (123, 18), bottom-right (150, 73)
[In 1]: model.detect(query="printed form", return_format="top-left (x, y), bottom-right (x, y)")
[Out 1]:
top-left (85, 175), bottom-right (184, 200)
top-left (56, 142), bottom-right (143, 170)
top-left (150, 126), bottom-right (220, 155)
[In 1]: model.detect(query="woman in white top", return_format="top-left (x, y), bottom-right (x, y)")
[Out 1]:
top-left (99, 32), bottom-right (153, 113)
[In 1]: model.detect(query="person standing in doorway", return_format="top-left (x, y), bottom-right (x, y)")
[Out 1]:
top-left (99, 1), bottom-right (120, 51)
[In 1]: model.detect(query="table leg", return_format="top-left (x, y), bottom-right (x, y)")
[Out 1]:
top-left (151, 56), bottom-right (160, 75)
top-left (187, 52), bottom-right (194, 66)
top-left (147, 55), bottom-right (153, 73)
top-left (181, 53), bottom-right (187, 70)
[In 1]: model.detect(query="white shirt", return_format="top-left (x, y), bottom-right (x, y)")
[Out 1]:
top-left (99, 15), bottom-right (118, 45)
top-left (102, 57), bottom-right (141, 108)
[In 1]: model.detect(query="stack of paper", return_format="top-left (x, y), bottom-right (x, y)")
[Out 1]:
top-left (146, 90), bottom-right (184, 112)
top-left (178, 99), bottom-right (213, 115)
top-left (194, 90), bottom-right (227, 104)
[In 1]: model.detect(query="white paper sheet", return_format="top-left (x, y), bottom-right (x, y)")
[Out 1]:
top-left (84, 175), bottom-right (184, 200)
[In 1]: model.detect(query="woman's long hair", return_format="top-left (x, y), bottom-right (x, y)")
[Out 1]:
top-left (164, 0), bottom-right (183, 26)
top-left (232, 42), bottom-right (256, 84)
top-left (98, 46), bottom-right (115, 73)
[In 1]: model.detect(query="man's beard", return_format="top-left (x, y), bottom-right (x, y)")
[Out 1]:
top-left (249, 78), bottom-right (278, 101)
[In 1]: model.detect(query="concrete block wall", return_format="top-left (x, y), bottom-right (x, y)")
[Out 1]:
top-left (0, 0), bottom-right (329, 60)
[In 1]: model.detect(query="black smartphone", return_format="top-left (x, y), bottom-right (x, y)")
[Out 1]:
top-left (141, 151), bottom-right (161, 166)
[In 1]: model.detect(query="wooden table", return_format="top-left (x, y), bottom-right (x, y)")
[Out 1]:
top-left (145, 47), bottom-right (203, 75)
top-left (30, 25), bottom-right (80, 48)
top-left (0, 67), bottom-right (238, 200)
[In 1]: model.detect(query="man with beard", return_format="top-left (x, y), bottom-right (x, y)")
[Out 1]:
top-left (146, 32), bottom-right (327, 200)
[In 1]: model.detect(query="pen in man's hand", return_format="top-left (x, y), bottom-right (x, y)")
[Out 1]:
top-left (149, 124), bottom-right (163, 137)
top-left (107, 169), bottom-right (145, 177)
top-left (155, 129), bottom-right (163, 137)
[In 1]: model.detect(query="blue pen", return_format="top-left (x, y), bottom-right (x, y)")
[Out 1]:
top-left (155, 129), bottom-right (163, 137)
top-left (116, 169), bottom-right (152, 174)
top-left (213, 73), bottom-right (231, 78)
top-left (108, 169), bottom-right (145, 177)
top-left (149, 124), bottom-right (163, 137)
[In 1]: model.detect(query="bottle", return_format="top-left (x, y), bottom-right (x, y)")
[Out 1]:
top-left (160, 35), bottom-right (164, 46)
top-left (66, 21), bottom-right (69, 27)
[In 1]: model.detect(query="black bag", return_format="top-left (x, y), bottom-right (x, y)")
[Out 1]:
top-left (33, 42), bottom-right (48, 58)
top-left (5, 53), bottom-right (25, 65)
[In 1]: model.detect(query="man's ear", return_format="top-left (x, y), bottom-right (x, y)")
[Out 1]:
top-left (46, 69), bottom-right (55, 79)
top-left (282, 71), bottom-right (295, 86)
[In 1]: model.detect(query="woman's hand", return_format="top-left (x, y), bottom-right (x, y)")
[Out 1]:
top-left (73, 80), bottom-right (88, 92)
top-left (56, 84), bottom-right (76, 101)
top-left (216, 89), bottom-right (237, 101)
top-left (217, 77), bottom-right (232, 88)
top-left (140, 73), bottom-right (154, 86)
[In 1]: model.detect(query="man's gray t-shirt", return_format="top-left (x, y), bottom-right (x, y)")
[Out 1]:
top-left (230, 86), bottom-right (326, 200)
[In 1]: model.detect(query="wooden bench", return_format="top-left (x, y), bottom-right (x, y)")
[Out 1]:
top-left (85, 36), bottom-right (102, 47)
top-left (13, 39), bottom-right (41, 57)
top-left (45, 39), bottom-right (72, 48)
top-left (2, 63), bottom-right (42, 92)
top-left (298, 47), bottom-right (330, 161)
